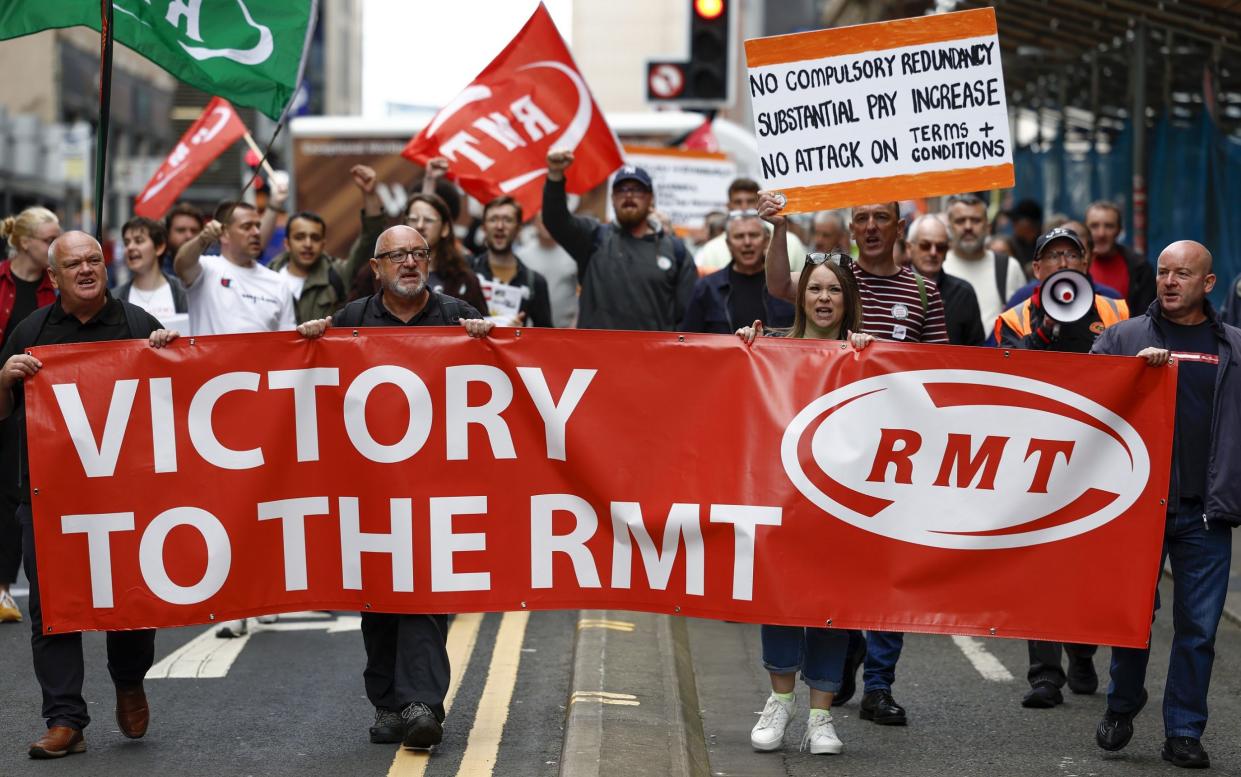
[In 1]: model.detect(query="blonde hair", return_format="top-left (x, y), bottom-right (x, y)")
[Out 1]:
top-left (0, 206), bottom-right (58, 254)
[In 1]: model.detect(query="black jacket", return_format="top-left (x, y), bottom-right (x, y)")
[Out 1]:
top-left (542, 177), bottom-right (696, 331)
top-left (469, 254), bottom-right (553, 327)
top-left (1110, 243), bottom-right (1157, 314)
top-left (680, 266), bottom-right (794, 334)
top-left (924, 271), bottom-right (985, 346)
top-left (1091, 300), bottom-right (1241, 525)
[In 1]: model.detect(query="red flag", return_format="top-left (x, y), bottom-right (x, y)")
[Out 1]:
top-left (134, 97), bottom-right (247, 219)
top-left (402, 3), bottom-right (622, 218)
top-left (681, 118), bottom-right (720, 153)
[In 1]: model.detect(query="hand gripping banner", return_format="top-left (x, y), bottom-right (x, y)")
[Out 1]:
top-left (24, 330), bottom-right (1174, 647)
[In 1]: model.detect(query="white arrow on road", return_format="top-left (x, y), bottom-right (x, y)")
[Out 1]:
top-left (146, 612), bottom-right (361, 680)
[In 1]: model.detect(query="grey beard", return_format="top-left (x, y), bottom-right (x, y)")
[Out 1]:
top-left (386, 277), bottom-right (426, 299)
top-left (955, 235), bottom-right (985, 254)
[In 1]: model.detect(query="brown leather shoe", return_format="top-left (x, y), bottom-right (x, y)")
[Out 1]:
top-left (28, 726), bottom-right (85, 759)
top-left (115, 685), bottom-right (150, 739)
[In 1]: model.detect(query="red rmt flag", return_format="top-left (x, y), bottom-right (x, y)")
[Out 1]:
top-left (402, 3), bottom-right (622, 217)
top-left (134, 97), bottom-right (247, 219)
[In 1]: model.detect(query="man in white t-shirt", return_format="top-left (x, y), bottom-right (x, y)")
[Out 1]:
top-left (173, 200), bottom-right (294, 640)
top-left (942, 193), bottom-right (1027, 333)
top-left (174, 200), bottom-right (295, 336)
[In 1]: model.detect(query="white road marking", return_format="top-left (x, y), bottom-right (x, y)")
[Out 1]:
top-left (146, 612), bottom-right (359, 679)
top-left (951, 635), bottom-right (1015, 681)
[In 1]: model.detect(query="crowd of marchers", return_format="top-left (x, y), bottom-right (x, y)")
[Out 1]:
top-left (0, 147), bottom-right (1239, 769)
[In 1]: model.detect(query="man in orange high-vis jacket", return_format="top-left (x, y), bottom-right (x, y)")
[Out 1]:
top-left (996, 226), bottom-right (1127, 713)
top-left (996, 227), bottom-right (1127, 352)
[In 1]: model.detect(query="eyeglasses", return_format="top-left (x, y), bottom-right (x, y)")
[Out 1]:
top-left (376, 247), bottom-right (432, 264)
top-left (805, 251), bottom-right (847, 266)
top-left (917, 241), bottom-right (949, 253)
top-left (727, 209), bottom-right (760, 220)
top-left (613, 185), bottom-right (649, 196)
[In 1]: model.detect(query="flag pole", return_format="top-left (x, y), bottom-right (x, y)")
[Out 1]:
top-left (93, 0), bottom-right (115, 242)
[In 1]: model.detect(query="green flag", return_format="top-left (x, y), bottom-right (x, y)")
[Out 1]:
top-left (0, 0), bottom-right (317, 120)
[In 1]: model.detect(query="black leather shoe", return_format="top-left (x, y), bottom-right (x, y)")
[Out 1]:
top-left (1067, 654), bottom-right (1098, 695)
top-left (370, 708), bottom-right (403, 744)
top-left (1162, 737), bottom-right (1210, 769)
top-left (1022, 682), bottom-right (1063, 709)
top-left (400, 702), bottom-right (443, 750)
top-left (860, 689), bottom-right (907, 725)
top-left (833, 634), bottom-right (867, 707)
top-left (1096, 688), bottom-right (1147, 752)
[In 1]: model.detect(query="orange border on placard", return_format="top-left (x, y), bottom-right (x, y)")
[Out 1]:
top-left (623, 144), bottom-right (729, 161)
top-left (777, 164), bottom-right (1014, 214)
top-left (745, 7), bottom-right (996, 68)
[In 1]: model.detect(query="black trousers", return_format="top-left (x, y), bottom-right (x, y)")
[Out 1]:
top-left (20, 503), bottom-right (155, 730)
top-left (361, 612), bottom-right (450, 721)
top-left (1027, 640), bottom-right (1098, 687)
top-left (0, 489), bottom-right (20, 584)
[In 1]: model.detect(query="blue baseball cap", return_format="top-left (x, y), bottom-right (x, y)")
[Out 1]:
top-left (613, 165), bottom-right (653, 191)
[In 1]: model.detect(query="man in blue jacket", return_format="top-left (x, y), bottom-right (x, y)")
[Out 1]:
top-left (1091, 240), bottom-right (1241, 770)
top-left (680, 210), bottom-right (794, 334)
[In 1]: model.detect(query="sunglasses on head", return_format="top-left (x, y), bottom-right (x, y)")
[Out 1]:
top-left (805, 251), bottom-right (847, 267)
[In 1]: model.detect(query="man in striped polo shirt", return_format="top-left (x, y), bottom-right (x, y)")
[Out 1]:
top-left (760, 194), bottom-right (947, 727)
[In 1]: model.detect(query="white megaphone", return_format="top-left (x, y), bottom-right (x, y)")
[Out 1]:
top-left (1039, 269), bottom-right (1094, 323)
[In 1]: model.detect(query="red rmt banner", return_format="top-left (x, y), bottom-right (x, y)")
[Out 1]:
top-left (133, 97), bottom-right (248, 219)
top-left (401, 3), bottom-right (623, 218)
top-left (25, 330), bottom-right (1174, 647)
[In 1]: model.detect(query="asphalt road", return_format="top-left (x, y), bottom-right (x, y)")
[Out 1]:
top-left (3, 574), bottom-right (1241, 776)
top-left (691, 575), bottom-right (1241, 777)
top-left (0, 596), bottom-right (574, 777)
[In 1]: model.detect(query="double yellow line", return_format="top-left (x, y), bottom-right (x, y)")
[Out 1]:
top-left (386, 611), bottom-right (530, 777)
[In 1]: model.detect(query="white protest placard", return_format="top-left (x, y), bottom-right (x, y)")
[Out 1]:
top-left (744, 7), bottom-right (1013, 213)
top-left (613, 146), bottom-right (737, 229)
top-left (479, 278), bottom-right (525, 325)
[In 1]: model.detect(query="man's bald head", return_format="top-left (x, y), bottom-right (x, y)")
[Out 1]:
top-left (375, 225), bottom-right (428, 257)
top-left (48, 231), bottom-right (102, 270)
top-left (1159, 240), bottom-right (1213, 274)
top-left (1156, 240), bottom-right (1215, 323)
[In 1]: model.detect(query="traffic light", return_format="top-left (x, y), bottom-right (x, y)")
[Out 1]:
top-left (688, 0), bottom-right (730, 102)
top-left (646, 0), bottom-right (735, 107)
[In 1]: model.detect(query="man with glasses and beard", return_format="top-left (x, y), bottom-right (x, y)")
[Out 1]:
top-left (541, 151), bottom-right (696, 331)
top-left (298, 225), bottom-right (491, 751)
top-left (470, 196), bottom-right (552, 327)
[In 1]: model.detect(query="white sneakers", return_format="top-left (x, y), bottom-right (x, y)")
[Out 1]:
top-left (215, 618), bottom-right (248, 638)
top-left (750, 694), bottom-right (794, 751)
top-left (802, 709), bottom-right (844, 754)
top-left (751, 694), bottom-right (843, 755)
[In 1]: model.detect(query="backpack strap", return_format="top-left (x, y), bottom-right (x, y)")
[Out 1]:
top-left (913, 271), bottom-right (929, 313)
top-left (993, 251), bottom-right (1009, 303)
top-left (327, 265), bottom-right (346, 303)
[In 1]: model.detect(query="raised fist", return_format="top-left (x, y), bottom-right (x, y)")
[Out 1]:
top-left (546, 149), bottom-right (575, 180)
top-left (350, 164), bottom-right (377, 194)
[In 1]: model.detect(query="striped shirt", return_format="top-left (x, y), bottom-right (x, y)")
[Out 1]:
top-left (853, 265), bottom-right (949, 343)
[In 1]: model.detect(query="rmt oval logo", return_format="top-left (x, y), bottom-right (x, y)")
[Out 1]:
top-left (781, 370), bottom-right (1151, 550)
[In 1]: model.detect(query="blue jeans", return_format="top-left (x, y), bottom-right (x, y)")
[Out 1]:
top-left (863, 631), bottom-right (904, 692)
top-left (1107, 505), bottom-right (1232, 738)
top-left (761, 625), bottom-right (849, 692)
